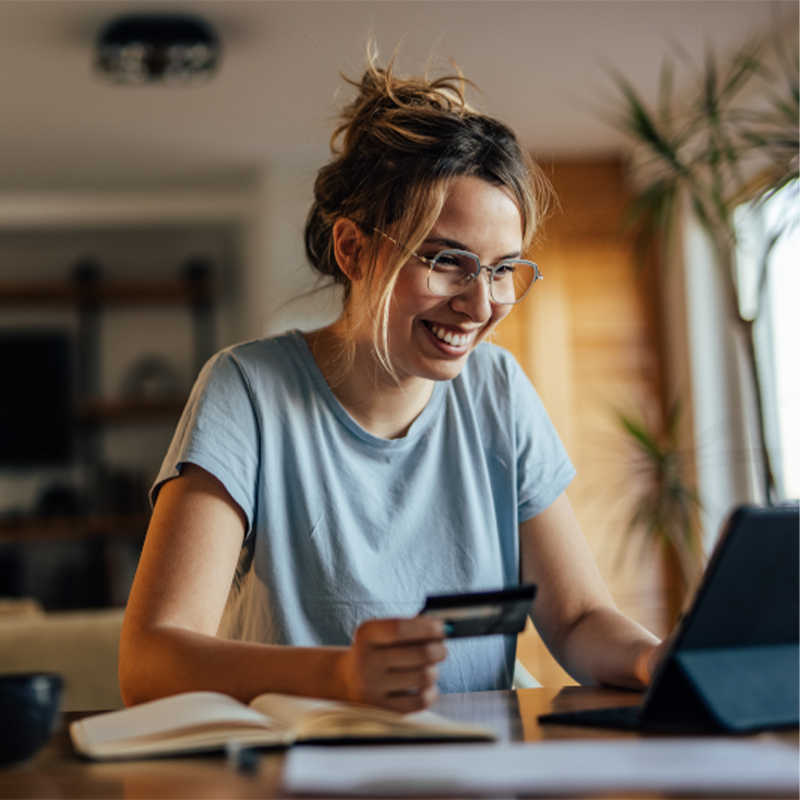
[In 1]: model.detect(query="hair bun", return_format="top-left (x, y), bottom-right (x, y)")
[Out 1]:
top-left (332, 55), bottom-right (476, 157)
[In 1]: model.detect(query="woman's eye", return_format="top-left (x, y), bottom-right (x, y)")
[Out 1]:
top-left (433, 253), bottom-right (462, 268)
top-left (494, 262), bottom-right (518, 278)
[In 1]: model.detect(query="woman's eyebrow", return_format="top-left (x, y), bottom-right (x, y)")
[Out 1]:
top-left (422, 236), bottom-right (468, 250)
top-left (422, 236), bottom-right (522, 262)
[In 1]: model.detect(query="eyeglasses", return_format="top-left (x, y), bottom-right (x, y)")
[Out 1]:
top-left (374, 229), bottom-right (542, 305)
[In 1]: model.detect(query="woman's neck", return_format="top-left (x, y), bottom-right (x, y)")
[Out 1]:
top-left (303, 326), bottom-right (434, 440)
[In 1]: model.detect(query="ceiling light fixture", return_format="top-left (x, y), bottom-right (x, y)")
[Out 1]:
top-left (96, 14), bottom-right (221, 86)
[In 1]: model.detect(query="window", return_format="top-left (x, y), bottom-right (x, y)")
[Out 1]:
top-left (734, 183), bottom-right (799, 501)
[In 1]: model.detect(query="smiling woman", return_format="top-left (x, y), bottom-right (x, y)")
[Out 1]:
top-left (314, 176), bottom-right (525, 396)
top-left (119, 50), bottom-right (663, 713)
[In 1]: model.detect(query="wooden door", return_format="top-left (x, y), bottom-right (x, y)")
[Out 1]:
top-left (496, 160), bottom-right (669, 686)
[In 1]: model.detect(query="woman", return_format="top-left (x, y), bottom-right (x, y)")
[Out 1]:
top-left (119, 55), bottom-right (662, 712)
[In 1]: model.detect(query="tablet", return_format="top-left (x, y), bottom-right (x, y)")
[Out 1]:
top-left (539, 504), bottom-right (799, 732)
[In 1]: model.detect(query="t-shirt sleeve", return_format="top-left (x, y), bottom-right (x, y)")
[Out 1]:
top-left (508, 355), bottom-right (576, 523)
top-left (150, 350), bottom-right (260, 534)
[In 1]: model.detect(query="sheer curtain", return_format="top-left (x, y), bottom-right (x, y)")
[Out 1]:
top-left (734, 184), bottom-right (800, 502)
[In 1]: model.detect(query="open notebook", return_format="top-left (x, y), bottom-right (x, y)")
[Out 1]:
top-left (539, 504), bottom-right (799, 733)
top-left (71, 692), bottom-right (494, 761)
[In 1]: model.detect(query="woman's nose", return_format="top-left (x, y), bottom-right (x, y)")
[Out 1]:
top-left (450, 269), bottom-right (493, 320)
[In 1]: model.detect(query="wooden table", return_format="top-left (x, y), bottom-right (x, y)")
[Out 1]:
top-left (0, 687), bottom-right (796, 799)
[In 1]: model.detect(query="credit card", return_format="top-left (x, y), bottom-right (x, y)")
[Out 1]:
top-left (420, 584), bottom-right (537, 638)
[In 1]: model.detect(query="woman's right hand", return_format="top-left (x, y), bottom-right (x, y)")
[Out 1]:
top-left (340, 617), bottom-right (448, 712)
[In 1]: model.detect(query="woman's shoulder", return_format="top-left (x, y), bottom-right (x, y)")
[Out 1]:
top-left (193, 330), bottom-right (315, 402)
top-left (454, 341), bottom-right (541, 419)
top-left (223, 329), bottom-right (305, 360)
top-left (461, 340), bottom-right (524, 385)
top-left (203, 330), bottom-right (308, 375)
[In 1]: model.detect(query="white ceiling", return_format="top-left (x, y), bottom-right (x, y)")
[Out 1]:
top-left (0, 0), bottom-right (795, 192)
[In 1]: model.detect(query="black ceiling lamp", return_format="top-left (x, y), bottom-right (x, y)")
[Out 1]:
top-left (96, 14), bottom-right (221, 85)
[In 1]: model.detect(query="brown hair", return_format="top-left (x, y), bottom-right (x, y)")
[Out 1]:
top-left (304, 50), bottom-right (555, 377)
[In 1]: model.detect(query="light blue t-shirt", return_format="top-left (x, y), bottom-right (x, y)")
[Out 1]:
top-left (153, 330), bottom-right (575, 693)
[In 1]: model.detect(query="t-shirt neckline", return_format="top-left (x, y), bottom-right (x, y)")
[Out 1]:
top-left (289, 329), bottom-right (446, 447)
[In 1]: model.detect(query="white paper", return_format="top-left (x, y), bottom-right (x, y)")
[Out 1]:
top-left (282, 738), bottom-right (799, 796)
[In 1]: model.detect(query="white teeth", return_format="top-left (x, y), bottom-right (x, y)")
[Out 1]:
top-left (430, 324), bottom-right (470, 347)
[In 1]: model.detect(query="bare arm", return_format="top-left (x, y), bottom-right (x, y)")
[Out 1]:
top-left (521, 492), bottom-right (663, 689)
top-left (119, 464), bottom-right (446, 711)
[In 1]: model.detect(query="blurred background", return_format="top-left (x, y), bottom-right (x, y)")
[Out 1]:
top-left (0, 1), bottom-right (796, 697)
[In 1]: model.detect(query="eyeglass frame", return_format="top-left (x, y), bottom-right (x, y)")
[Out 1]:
top-left (373, 228), bottom-right (542, 305)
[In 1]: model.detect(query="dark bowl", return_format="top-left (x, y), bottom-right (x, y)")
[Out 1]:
top-left (0, 673), bottom-right (63, 767)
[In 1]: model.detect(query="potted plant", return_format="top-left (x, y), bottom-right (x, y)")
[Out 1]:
top-left (615, 403), bottom-right (703, 619)
top-left (609, 31), bottom-right (798, 510)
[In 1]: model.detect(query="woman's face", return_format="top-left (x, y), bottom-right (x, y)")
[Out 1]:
top-left (382, 175), bottom-right (523, 384)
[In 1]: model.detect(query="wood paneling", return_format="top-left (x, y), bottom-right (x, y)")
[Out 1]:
top-left (496, 160), bottom-right (669, 687)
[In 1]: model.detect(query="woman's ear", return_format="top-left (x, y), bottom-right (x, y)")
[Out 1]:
top-left (332, 218), bottom-right (366, 281)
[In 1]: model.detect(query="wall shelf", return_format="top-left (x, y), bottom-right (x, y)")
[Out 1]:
top-left (0, 513), bottom-right (150, 543)
top-left (0, 268), bottom-right (214, 608)
top-left (0, 197), bottom-right (235, 610)
top-left (0, 276), bottom-right (217, 307)
top-left (76, 397), bottom-right (188, 423)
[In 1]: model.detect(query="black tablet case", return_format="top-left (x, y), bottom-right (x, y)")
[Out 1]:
top-left (539, 505), bottom-right (799, 733)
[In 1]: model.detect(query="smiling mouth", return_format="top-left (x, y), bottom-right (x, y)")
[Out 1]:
top-left (425, 322), bottom-right (474, 348)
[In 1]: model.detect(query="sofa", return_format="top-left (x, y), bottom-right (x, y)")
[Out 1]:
top-left (0, 599), bottom-right (124, 711)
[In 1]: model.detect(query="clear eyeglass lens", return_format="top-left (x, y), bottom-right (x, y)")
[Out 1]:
top-left (428, 251), bottom-right (537, 304)
top-left (492, 261), bottom-right (537, 304)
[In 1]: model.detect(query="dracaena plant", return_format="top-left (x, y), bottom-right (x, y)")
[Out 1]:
top-left (610, 31), bottom-right (798, 507)
top-left (616, 403), bottom-right (703, 597)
